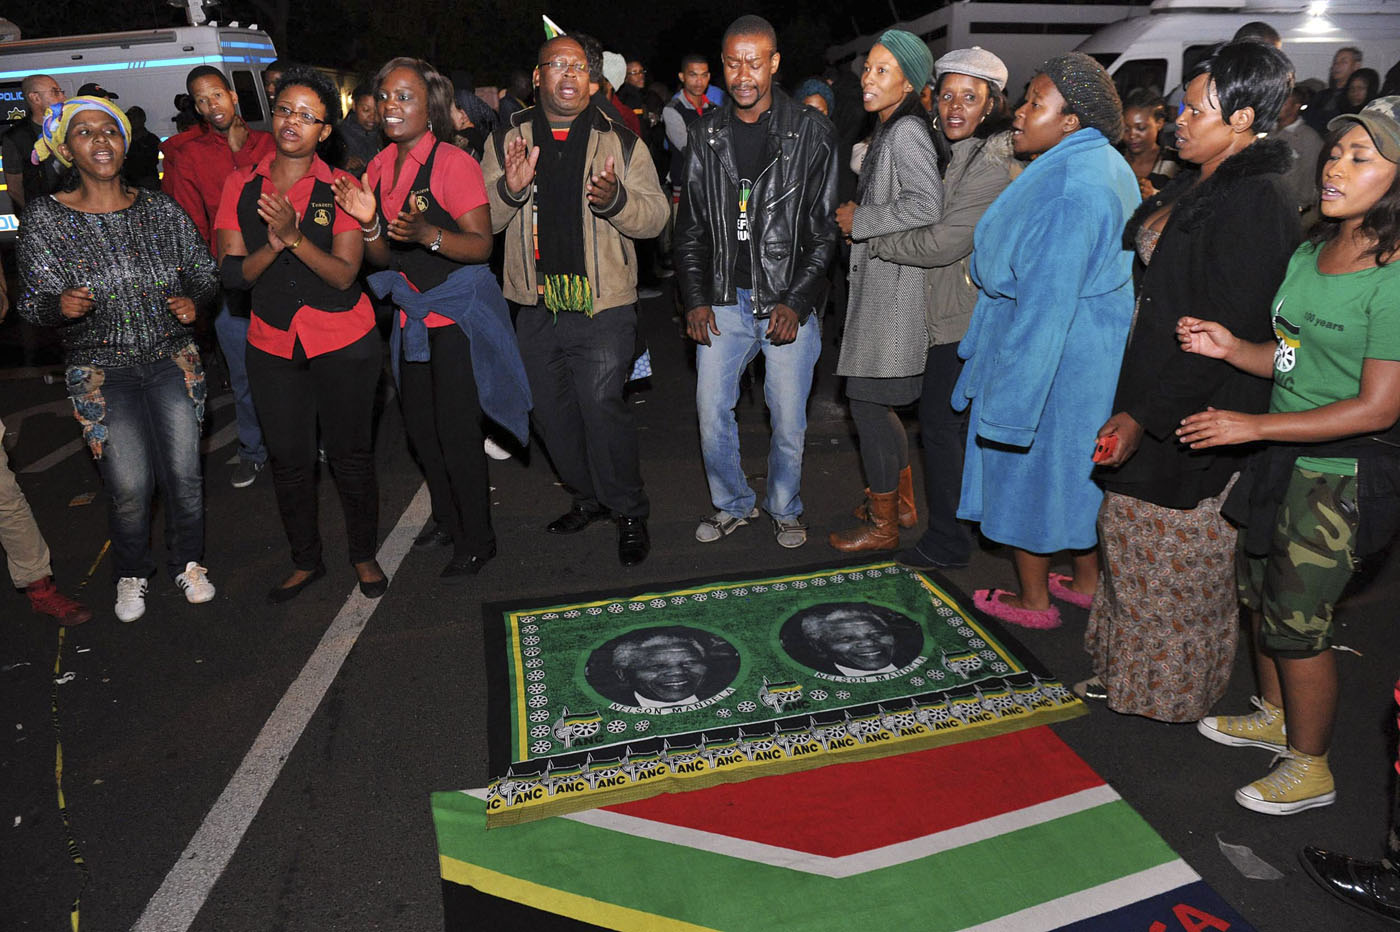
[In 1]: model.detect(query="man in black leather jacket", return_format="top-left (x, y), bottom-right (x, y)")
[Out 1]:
top-left (674, 14), bottom-right (839, 551)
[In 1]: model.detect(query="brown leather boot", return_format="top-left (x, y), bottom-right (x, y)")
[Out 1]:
top-left (830, 489), bottom-right (901, 552)
top-left (850, 466), bottom-right (917, 528)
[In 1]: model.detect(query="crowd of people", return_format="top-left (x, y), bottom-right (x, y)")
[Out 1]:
top-left (4, 13), bottom-right (1400, 920)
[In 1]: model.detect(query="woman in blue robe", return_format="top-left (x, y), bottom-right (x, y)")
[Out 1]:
top-left (954, 53), bottom-right (1139, 629)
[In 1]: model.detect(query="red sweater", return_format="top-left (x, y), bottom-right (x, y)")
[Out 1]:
top-left (160, 125), bottom-right (275, 245)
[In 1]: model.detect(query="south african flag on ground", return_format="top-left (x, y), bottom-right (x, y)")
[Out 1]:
top-left (432, 726), bottom-right (1255, 931)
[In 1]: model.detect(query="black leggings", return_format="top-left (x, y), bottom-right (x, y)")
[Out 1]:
top-left (399, 325), bottom-right (494, 559)
top-left (246, 329), bottom-right (382, 570)
top-left (850, 398), bottom-right (908, 494)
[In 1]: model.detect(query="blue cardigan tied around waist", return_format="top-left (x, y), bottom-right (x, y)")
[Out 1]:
top-left (369, 265), bottom-right (532, 445)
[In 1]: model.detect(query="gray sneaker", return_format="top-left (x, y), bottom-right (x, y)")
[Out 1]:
top-left (771, 515), bottom-right (808, 549)
top-left (695, 507), bottom-right (760, 543)
top-left (231, 459), bottom-right (265, 489)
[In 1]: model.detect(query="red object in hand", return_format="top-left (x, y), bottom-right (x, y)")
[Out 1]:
top-left (1092, 434), bottom-right (1119, 464)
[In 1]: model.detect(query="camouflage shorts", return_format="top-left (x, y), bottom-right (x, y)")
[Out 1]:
top-left (1238, 468), bottom-right (1358, 654)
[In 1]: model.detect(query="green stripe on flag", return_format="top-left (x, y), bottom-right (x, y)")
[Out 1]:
top-left (433, 790), bottom-right (1179, 932)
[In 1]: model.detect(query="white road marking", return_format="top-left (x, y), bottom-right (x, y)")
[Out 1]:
top-left (130, 482), bottom-right (431, 932)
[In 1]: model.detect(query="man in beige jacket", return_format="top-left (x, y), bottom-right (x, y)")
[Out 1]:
top-left (481, 34), bottom-right (668, 567)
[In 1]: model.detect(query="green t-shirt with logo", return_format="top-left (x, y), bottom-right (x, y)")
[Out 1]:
top-left (1269, 241), bottom-right (1400, 475)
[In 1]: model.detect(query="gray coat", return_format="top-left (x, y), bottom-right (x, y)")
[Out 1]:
top-left (870, 131), bottom-right (1018, 347)
top-left (837, 115), bottom-right (943, 379)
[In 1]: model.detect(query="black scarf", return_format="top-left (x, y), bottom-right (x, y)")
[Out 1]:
top-left (531, 105), bottom-right (593, 314)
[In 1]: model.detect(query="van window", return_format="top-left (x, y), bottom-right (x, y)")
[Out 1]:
top-left (1183, 45), bottom-right (1215, 83)
top-left (231, 70), bottom-right (265, 121)
top-left (1112, 59), bottom-right (1167, 98)
top-left (1089, 52), bottom-right (1120, 71)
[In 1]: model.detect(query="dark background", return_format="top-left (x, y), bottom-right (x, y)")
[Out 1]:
top-left (8, 0), bottom-right (1144, 92)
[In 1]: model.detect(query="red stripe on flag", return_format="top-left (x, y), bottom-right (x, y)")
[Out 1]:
top-left (604, 726), bottom-right (1104, 858)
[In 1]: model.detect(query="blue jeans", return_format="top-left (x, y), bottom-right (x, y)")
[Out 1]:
top-left (68, 355), bottom-right (206, 579)
top-left (215, 302), bottom-right (266, 465)
top-left (696, 291), bottom-right (821, 521)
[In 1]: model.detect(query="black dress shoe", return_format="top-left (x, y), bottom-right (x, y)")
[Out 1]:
top-left (617, 517), bottom-right (649, 566)
top-left (1300, 845), bottom-right (1400, 924)
top-left (546, 505), bottom-right (609, 534)
top-left (413, 521), bottom-right (453, 549)
top-left (267, 564), bottom-right (326, 604)
top-left (440, 548), bottom-right (496, 582)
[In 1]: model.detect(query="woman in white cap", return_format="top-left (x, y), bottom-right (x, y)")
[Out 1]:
top-left (829, 28), bottom-right (946, 553)
top-left (866, 46), bottom-right (1020, 571)
top-left (1178, 95), bottom-right (1400, 815)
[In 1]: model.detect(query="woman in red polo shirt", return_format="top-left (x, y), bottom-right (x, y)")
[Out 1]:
top-left (333, 57), bottom-right (498, 581)
top-left (216, 66), bottom-right (386, 602)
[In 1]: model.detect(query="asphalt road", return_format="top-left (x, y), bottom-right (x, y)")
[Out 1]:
top-left (2, 291), bottom-right (1397, 932)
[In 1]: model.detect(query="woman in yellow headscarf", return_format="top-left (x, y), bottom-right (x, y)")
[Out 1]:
top-left (17, 96), bottom-right (220, 624)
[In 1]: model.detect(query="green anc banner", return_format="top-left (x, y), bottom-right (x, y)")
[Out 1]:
top-left (483, 561), bottom-right (1085, 826)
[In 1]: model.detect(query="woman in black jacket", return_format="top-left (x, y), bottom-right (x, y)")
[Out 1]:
top-left (1082, 42), bottom-right (1299, 720)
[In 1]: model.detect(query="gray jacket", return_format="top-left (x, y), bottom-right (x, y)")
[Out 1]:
top-left (837, 115), bottom-right (943, 379)
top-left (870, 131), bottom-right (1017, 347)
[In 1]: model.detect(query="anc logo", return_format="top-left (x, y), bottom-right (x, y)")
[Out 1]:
top-left (413, 192), bottom-right (430, 214)
top-left (310, 204), bottom-right (332, 226)
top-left (1274, 299), bottom-right (1300, 373)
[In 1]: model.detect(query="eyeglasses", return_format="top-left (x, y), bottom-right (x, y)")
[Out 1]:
top-left (540, 59), bottom-right (589, 75)
top-left (627, 68), bottom-right (646, 76)
top-left (272, 104), bottom-right (329, 126)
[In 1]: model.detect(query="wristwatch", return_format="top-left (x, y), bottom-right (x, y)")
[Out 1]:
top-left (429, 229), bottom-right (443, 252)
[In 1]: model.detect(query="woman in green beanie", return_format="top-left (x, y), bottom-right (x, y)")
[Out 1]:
top-left (830, 29), bottom-right (948, 552)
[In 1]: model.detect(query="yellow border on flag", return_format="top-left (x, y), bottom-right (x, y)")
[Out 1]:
top-left (440, 855), bottom-right (719, 932)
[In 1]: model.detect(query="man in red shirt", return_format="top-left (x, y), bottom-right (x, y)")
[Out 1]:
top-left (162, 65), bottom-right (276, 488)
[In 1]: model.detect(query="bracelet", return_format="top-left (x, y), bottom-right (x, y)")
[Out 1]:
top-left (362, 220), bottom-right (382, 243)
top-left (428, 228), bottom-right (443, 252)
top-left (288, 232), bottom-right (305, 251)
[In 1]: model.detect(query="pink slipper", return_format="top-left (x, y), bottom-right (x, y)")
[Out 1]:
top-left (1047, 573), bottom-right (1094, 610)
top-left (974, 589), bottom-right (1062, 630)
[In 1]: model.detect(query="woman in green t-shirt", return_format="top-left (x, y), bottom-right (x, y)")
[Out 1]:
top-left (1172, 97), bottom-right (1400, 817)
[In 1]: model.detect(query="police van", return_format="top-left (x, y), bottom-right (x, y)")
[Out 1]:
top-left (0, 22), bottom-right (279, 237)
top-left (1078, 0), bottom-right (1400, 99)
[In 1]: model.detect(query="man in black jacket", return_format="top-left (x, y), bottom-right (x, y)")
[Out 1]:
top-left (675, 14), bottom-right (839, 550)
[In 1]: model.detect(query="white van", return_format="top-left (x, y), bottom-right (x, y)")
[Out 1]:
top-left (0, 24), bottom-right (279, 235)
top-left (1079, 0), bottom-right (1400, 99)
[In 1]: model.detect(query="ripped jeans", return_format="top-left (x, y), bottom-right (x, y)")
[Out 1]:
top-left (66, 345), bottom-right (206, 580)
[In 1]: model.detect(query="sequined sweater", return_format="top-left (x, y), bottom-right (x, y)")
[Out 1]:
top-left (17, 190), bottom-right (219, 367)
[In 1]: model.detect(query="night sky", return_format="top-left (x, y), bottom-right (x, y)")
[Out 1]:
top-left (13, 0), bottom-right (876, 91)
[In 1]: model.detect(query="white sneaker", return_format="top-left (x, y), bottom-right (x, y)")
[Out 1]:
top-left (695, 507), bottom-right (759, 543)
top-left (771, 515), bottom-right (808, 549)
top-left (114, 577), bottom-right (148, 623)
top-left (483, 437), bottom-right (512, 460)
top-left (175, 562), bottom-right (216, 603)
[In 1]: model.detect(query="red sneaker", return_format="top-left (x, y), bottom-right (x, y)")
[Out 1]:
top-left (26, 576), bottom-right (93, 626)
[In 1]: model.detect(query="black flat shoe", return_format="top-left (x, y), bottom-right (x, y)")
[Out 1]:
top-left (413, 521), bottom-right (453, 549)
top-left (617, 517), bottom-right (649, 567)
top-left (267, 564), bottom-right (326, 604)
top-left (546, 505), bottom-right (609, 535)
top-left (1300, 845), bottom-right (1400, 924)
top-left (896, 543), bottom-right (969, 571)
top-left (358, 573), bottom-right (389, 599)
top-left (440, 548), bottom-right (496, 582)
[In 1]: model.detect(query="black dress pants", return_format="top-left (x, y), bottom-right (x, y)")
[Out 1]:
top-left (399, 325), bottom-right (494, 559)
top-left (515, 303), bottom-right (648, 519)
top-left (914, 341), bottom-right (972, 564)
top-left (247, 328), bottom-right (382, 570)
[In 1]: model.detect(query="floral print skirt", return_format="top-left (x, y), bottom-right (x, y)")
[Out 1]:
top-left (1085, 479), bottom-right (1239, 722)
